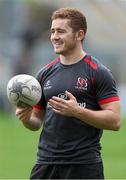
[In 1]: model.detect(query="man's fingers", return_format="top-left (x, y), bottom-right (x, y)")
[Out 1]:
top-left (49, 99), bottom-right (65, 110)
top-left (16, 107), bottom-right (31, 116)
top-left (65, 91), bottom-right (75, 100)
top-left (15, 107), bottom-right (32, 121)
top-left (51, 96), bottom-right (66, 103)
top-left (52, 108), bottom-right (62, 114)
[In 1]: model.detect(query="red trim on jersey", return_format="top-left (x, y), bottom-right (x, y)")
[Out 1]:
top-left (45, 58), bottom-right (60, 69)
top-left (98, 96), bottom-right (120, 105)
top-left (84, 57), bottom-right (98, 70)
top-left (33, 105), bottom-right (45, 110)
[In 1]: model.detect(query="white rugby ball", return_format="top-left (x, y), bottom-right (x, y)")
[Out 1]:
top-left (7, 74), bottom-right (42, 107)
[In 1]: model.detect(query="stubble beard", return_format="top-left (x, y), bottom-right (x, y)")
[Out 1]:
top-left (55, 41), bottom-right (77, 56)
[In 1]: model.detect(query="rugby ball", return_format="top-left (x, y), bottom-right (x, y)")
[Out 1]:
top-left (7, 74), bottom-right (42, 107)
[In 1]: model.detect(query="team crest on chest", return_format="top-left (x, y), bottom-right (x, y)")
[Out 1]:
top-left (75, 77), bottom-right (88, 91)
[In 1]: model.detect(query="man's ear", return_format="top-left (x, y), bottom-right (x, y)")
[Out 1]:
top-left (76, 30), bottom-right (85, 41)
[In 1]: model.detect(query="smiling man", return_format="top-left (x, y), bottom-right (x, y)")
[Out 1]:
top-left (16, 8), bottom-right (121, 179)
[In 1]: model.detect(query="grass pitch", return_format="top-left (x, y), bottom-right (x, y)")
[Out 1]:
top-left (0, 111), bottom-right (126, 179)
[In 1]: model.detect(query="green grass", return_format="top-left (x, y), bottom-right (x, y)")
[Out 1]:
top-left (0, 111), bottom-right (40, 179)
top-left (0, 111), bottom-right (126, 179)
top-left (101, 118), bottom-right (126, 179)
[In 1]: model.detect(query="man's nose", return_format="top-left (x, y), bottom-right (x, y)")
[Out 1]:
top-left (52, 32), bottom-right (60, 40)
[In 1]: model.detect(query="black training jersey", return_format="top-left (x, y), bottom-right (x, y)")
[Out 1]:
top-left (33, 54), bottom-right (120, 164)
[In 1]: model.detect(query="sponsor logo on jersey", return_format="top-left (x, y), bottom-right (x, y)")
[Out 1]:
top-left (58, 93), bottom-right (68, 100)
top-left (44, 80), bottom-right (52, 90)
top-left (47, 101), bottom-right (86, 109)
top-left (75, 77), bottom-right (88, 91)
top-left (47, 92), bottom-right (86, 109)
top-left (57, 92), bottom-right (86, 108)
top-left (78, 102), bottom-right (86, 108)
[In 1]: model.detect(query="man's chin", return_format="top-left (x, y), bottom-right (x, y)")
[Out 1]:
top-left (55, 50), bottom-right (62, 54)
top-left (54, 48), bottom-right (66, 55)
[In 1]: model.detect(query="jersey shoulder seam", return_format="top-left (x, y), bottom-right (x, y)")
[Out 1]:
top-left (83, 55), bottom-right (99, 70)
top-left (45, 58), bottom-right (60, 69)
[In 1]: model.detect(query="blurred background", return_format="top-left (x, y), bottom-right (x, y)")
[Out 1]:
top-left (0, 0), bottom-right (126, 179)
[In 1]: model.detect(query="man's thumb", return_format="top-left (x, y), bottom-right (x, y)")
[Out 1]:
top-left (65, 90), bottom-right (75, 100)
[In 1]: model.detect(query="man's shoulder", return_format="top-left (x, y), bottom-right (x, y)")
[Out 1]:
top-left (44, 58), bottom-right (60, 70)
top-left (39, 58), bottom-right (60, 72)
top-left (36, 58), bottom-right (60, 80)
top-left (84, 54), bottom-right (110, 72)
top-left (86, 55), bottom-right (115, 84)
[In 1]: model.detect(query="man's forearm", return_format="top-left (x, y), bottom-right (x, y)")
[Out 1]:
top-left (21, 116), bottom-right (42, 131)
top-left (73, 106), bottom-right (121, 131)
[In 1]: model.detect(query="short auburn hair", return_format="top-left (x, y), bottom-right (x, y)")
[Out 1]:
top-left (51, 7), bottom-right (87, 35)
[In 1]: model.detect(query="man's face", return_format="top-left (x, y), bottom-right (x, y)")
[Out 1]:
top-left (50, 19), bottom-right (78, 55)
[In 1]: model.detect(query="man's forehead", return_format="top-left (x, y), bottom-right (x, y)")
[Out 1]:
top-left (51, 18), bottom-right (71, 28)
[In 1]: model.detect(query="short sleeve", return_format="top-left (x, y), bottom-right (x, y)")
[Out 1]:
top-left (33, 69), bottom-right (46, 110)
top-left (95, 65), bottom-right (120, 105)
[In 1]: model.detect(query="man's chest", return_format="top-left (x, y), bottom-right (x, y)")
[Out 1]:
top-left (42, 68), bottom-right (95, 103)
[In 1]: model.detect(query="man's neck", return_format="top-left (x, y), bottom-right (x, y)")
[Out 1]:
top-left (59, 48), bottom-right (86, 65)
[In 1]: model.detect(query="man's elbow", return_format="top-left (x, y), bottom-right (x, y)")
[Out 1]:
top-left (113, 117), bottom-right (121, 131)
top-left (28, 126), bottom-right (41, 131)
top-left (23, 122), bottom-right (42, 131)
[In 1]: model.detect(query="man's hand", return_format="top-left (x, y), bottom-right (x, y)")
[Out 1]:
top-left (16, 106), bottom-right (45, 131)
top-left (16, 106), bottom-right (32, 123)
top-left (49, 91), bottom-right (79, 116)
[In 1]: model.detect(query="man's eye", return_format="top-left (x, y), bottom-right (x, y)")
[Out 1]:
top-left (50, 30), bottom-right (65, 34)
top-left (51, 30), bottom-right (54, 34)
top-left (58, 30), bottom-right (65, 33)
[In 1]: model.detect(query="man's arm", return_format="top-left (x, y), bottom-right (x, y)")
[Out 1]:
top-left (16, 107), bottom-right (45, 131)
top-left (72, 101), bottom-right (121, 131)
top-left (49, 91), bottom-right (121, 131)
